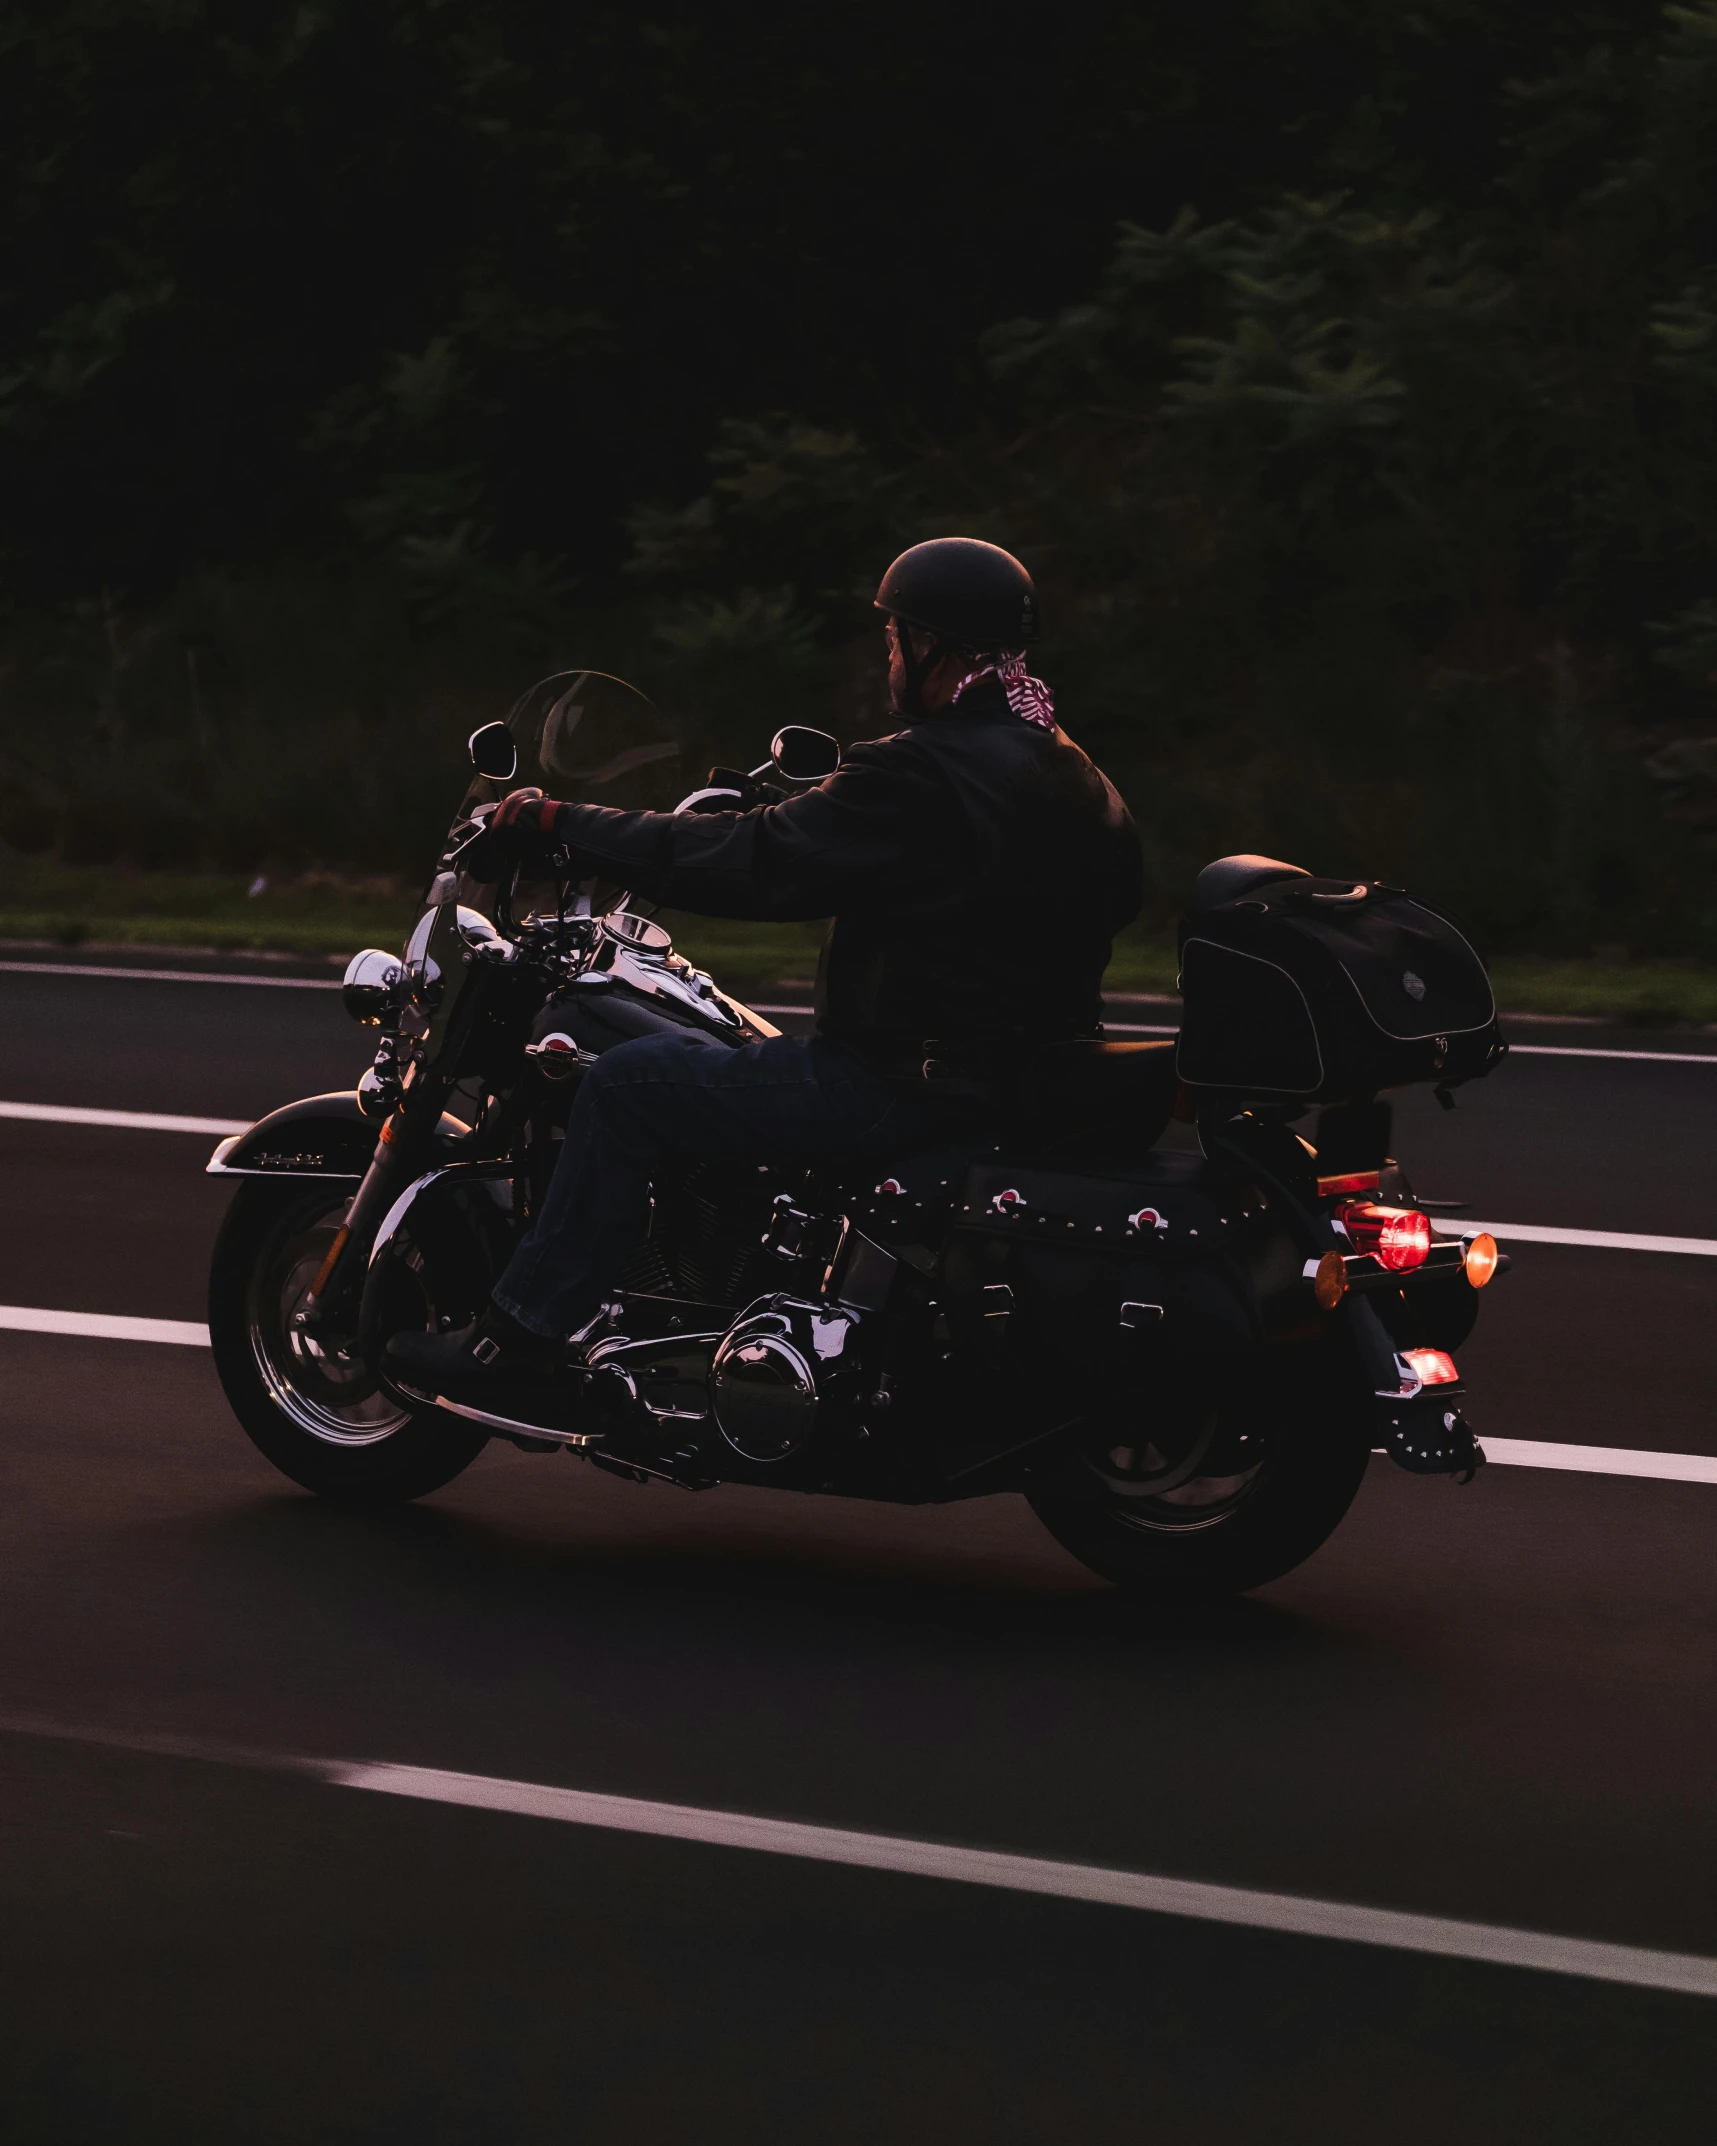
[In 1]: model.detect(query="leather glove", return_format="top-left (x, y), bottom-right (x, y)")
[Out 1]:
top-left (489, 788), bottom-right (560, 847)
top-left (457, 788), bottom-right (562, 880)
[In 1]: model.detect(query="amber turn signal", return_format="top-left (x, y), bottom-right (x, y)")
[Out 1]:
top-left (1312, 1249), bottom-right (1348, 1311)
top-left (1463, 1231), bottom-right (1500, 1289)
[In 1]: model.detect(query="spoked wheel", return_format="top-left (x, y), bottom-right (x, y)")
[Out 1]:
top-left (1025, 1356), bottom-right (1373, 1599)
top-left (209, 1179), bottom-right (488, 1504)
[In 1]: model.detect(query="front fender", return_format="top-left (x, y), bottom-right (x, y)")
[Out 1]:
top-left (206, 1091), bottom-right (474, 1180)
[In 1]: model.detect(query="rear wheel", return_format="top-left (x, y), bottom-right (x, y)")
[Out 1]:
top-left (1025, 1359), bottom-right (1373, 1599)
top-left (209, 1179), bottom-right (488, 1504)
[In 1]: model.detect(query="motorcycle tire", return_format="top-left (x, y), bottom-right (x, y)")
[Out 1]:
top-left (1025, 1391), bottom-right (1373, 1600)
top-left (209, 1178), bottom-right (489, 1505)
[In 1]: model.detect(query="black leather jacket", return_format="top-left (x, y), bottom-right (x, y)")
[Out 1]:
top-left (543, 676), bottom-right (1143, 1072)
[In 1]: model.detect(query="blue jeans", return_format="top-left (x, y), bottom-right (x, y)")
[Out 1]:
top-left (492, 1030), bottom-right (969, 1339)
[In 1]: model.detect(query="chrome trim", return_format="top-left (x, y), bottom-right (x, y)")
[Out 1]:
top-left (604, 941), bottom-right (743, 1030)
top-left (1303, 1242), bottom-right (1466, 1294)
top-left (593, 907), bottom-right (745, 1033)
top-left (453, 905), bottom-right (517, 962)
top-left (1376, 1350), bottom-right (1464, 1404)
top-left (209, 1163), bottom-right (364, 1180)
top-left (602, 909), bottom-right (675, 955)
top-left (209, 1104), bottom-right (475, 1181)
top-left (369, 1159), bottom-right (516, 1268)
top-left (584, 1331), bottom-right (724, 1421)
top-left (397, 1384), bottom-right (598, 1447)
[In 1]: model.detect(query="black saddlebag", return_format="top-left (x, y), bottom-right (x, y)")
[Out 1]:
top-left (1177, 875), bottom-right (1501, 1102)
top-left (939, 1155), bottom-right (1259, 1386)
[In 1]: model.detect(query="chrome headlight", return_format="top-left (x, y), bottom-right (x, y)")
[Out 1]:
top-left (342, 947), bottom-right (404, 1027)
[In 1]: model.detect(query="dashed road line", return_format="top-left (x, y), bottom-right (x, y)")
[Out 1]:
top-left (0, 1713), bottom-right (1708, 1999)
top-left (0, 959), bottom-right (340, 988)
top-left (1450, 1220), bottom-right (1717, 1257)
top-left (330, 1760), bottom-right (1717, 1996)
top-left (5, 1298), bottom-right (1716, 1491)
top-left (1506, 1043), bottom-right (1717, 1064)
top-left (0, 1305), bottom-right (209, 1346)
top-left (1479, 1439), bottom-right (1717, 1485)
top-left (0, 1099), bottom-right (249, 1135)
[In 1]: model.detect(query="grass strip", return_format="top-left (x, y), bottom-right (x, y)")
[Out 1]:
top-left (0, 867), bottom-right (1714, 1023)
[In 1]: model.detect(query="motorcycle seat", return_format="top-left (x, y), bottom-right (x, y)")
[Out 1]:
top-left (1015, 1038), bottom-right (1182, 1157)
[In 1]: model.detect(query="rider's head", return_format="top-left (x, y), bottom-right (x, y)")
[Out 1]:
top-left (874, 537), bottom-right (1037, 718)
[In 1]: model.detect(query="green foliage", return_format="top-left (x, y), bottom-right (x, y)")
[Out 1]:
top-left (617, 6), bottom-right (1717, 958)
top-left (5, 3), bottom-right (1717, 958)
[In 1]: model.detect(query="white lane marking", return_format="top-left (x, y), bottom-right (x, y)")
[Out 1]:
top-left (333, 1759), bottom-right (1717, 1997)
top-left (1480, 1439), bottom-right (1717, 1485)
top-left (1508, 1043), bottom-right (1717, 1064)
top-left (0, 960), bottom-right (339, 989)
top-left (0, 1295), bottom-right (1710, 1484)
top-left (0, 1298), bottom-right (1712, 1487)
top-left (0, 1305), bottom-right (209, 1346)
top-left (1447, 1220), bottom-right (1717, 1257)
top-left (5, 1713), bottom-right (1713, 2000)
top-left (0, 1099), bottom-right (249, 1136)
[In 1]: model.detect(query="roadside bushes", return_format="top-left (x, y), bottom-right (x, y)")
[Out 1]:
top-left (6, 3), bottom-right (1717, 958)
top-left (622, 8), bottom-right (1717, 956)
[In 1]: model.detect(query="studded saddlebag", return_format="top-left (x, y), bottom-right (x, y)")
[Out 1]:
top-left (1177, 877), bottom-right (1503, 1102)
top-left (939, 1156), bottom-right (1260, 1388)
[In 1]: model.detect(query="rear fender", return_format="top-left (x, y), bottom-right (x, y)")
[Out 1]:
top-left (206, 1091), bottom-right (475, 1181)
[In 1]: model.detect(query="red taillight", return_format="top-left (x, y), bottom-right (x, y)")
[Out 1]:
top-left (1400, 1346), bottom-right (1459, 1386)
top-left (1337, 1201), bottom-right (1431, 1272)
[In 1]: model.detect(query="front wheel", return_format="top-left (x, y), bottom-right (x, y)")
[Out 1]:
top-left (209, 1178), bottom-right (488, 1504)
top-left (1025, 1359), bottom-right (1373, 1600)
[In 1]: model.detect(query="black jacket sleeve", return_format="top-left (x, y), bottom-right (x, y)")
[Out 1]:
top-left (543, 734), bottom-right (941, 922)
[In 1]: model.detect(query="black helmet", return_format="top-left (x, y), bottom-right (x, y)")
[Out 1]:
top-left (874, 537), bottom-right (1037, 654)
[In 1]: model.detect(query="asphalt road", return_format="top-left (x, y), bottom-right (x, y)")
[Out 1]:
top-left (0, 962), bottom-right (1712, 2142)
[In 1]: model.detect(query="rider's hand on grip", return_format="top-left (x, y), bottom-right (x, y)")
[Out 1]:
top-left (455, 788), bottom-right (557, 879)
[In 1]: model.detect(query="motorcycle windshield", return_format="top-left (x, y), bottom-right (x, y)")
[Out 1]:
top-left (429, 670), bottom-right (684, 920)
top-left (504, 669), bottom-right (683, 809)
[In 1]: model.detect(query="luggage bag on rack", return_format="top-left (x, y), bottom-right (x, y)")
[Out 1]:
top-left (1176, 872), bottom-right (1503, 1102)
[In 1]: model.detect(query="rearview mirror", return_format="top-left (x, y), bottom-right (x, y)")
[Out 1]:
top-left (468, 722), bottom-right (518, 782)
top-left (770, 726), bottom-right (840, 784)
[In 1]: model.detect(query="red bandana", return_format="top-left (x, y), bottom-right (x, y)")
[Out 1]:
top-left (951, 652), bottom-right (1056, 731)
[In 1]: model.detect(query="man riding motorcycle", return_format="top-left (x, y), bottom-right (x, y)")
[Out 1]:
top-left (387, 537), bottom-right (1143, 1413)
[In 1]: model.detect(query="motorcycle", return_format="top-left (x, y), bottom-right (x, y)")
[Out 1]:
top-left (207, 670), bottom-right (1508, 1598)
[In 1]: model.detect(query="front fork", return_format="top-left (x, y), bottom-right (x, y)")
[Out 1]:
top-left (299, 1098), bottom-right (445, 1335)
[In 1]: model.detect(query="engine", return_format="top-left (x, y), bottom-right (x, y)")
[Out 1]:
top-left (709, 1298), bottom-right (865, 1462)
top-left (585, 1293), bottom-right (872, 1472)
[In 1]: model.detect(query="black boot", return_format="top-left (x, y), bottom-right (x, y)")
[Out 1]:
top-left (386, 1302), bottom-right (566, 1428)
